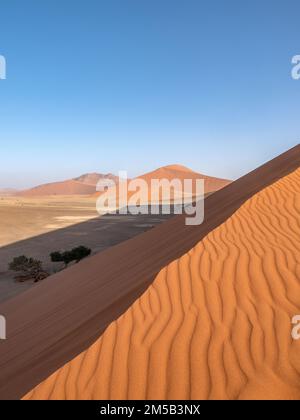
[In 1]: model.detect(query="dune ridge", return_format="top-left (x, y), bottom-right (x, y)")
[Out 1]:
top-left (0, 146), bottom-right (299, 400)
top-left (24, 167), bottom-right (300, 400)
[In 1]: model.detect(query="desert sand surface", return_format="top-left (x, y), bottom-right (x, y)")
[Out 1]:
top-left (0, 197), bottom-right (171, 303)
top-left (25, 166), bottom-right (300, 400)
top-left (0, 196), bottom-right (98, 247)
top-left (0, 145), bottom-right (299, 400)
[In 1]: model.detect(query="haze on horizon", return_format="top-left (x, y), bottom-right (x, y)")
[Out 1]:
top-left (0, 0), bottom-right (299, 189)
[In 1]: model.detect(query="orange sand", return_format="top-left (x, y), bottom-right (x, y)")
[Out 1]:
top-left (24, 167), bottom-right (300, 400)
top-left (19, 179), bottom-right (98, 196)
top-left (18, 173), bottom-right (118, 196)
top-left (140, 164), bottom-right (230, 192)
top-left (92, 164), bottom-right (231, 201)
top-left (19, 166), bottom-right (229, 198)
top-left (0, 146), bottom-right (298, 400)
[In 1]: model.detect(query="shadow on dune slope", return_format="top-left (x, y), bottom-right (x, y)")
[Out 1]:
top-left (26, 165), bottom-right (300, 400)
top-left (0, 211), bottom-right (172, 303)
top-left (0, 145), bottom-right (299, 400)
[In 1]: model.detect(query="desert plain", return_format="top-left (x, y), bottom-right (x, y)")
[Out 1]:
top-left (0, 195), bottom-right (171, 302)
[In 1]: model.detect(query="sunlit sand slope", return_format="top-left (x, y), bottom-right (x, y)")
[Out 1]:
top-left (25, 168), bottom-right (300, 400)
top-left (1, 145), bottom-right (298, 400)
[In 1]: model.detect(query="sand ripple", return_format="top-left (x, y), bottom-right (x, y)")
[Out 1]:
top-left (24, 168), bottom-right (300, 400)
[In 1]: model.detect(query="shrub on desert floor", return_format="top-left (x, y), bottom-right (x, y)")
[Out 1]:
top-left (8, 256), bottom-right (49, 283)
top-left (50, 246), bottom-right (91, 267)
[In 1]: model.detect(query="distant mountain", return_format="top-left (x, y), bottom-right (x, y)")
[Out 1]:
top-left (18, 173), bottom-right (118, 196)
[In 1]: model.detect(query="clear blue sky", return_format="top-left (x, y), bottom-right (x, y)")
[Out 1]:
top-left (0, 0), bottom-right (299, 188)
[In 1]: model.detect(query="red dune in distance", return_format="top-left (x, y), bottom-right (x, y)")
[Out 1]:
top-left (92, 164), bottom-right (231, 204)
top-left (139, 164), bottom-right (230, 193)
top-left (74, 172), bottom-right (119, 186)
top-left (19, 179), bottom-right (97, 196)
top-left (17, 166), bottom-right (229, 198)
top-left (24, 158), bottom-right (300, 400)
top-left (0, 146), bottom-right (299, 400)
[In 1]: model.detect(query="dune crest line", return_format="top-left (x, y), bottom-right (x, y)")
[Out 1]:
top-left (24, 167), bottom-right (300, 400)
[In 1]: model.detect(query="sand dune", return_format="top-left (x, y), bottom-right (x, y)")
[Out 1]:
top-left (18, 165), bottom-right (228, 198)
top-left (93, 164), bottom-right (230, 208)
top-left (24, 165), bottom-right (300, 400)
top-left (139, 164), bottom-right (230, 193)
top-left (0, 146), bottom-right (299, 400)
top-left (94, 164), bottom-right (230, 197)
top-left (18, 173), bottom-right (118, 196)
top-left (19, 179), bottom-right (98, 196)
top-left (73, 172), bottom-right (119, 186)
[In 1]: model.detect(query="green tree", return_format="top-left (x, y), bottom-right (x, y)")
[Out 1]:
top-left (50, 246), bottom-right (91, 267)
